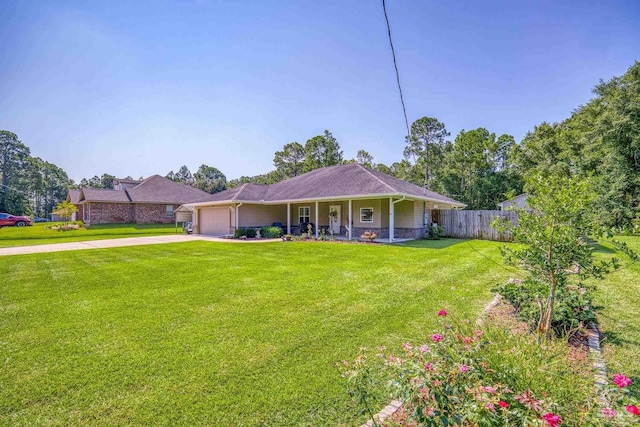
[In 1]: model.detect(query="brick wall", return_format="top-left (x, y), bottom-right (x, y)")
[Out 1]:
top-left (134, 204), bottom-right (175, 224)
top-left (86, 202), bottom-right (134, 224)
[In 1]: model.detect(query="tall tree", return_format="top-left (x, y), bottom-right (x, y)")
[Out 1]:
top-left (303, 130), bottom-right (344, 172)
top-left (173, 165), bottom-right (194, 185)
top-left (439, 128), bottom-right (522, 209)
top-left (194, 164), bottom-right (227, 194)
top-left (403, 117), bottom-right (449, 188)
top-left (514, 62), bottom-right (640, 227)
top-left (355, 149), bottom-right (374, 168)
top-left (100, 174), bottom-right (116, 189)
top-left (0, 130), bottom-right (31, 214)
top-left (273, 142), bottom-right (305, 178)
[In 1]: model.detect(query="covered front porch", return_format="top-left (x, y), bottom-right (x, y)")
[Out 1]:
top-left (220, 196), bottom-right (430, 242)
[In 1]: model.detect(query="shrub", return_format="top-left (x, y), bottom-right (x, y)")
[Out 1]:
top-left (426, 224), bottom-right (442, 240)
top-left (260, 226), bottom-right (283, 238)
top-left (493, 279), bottom-right (596, 335)
top-left (233, 228), bottom-right (257, 238)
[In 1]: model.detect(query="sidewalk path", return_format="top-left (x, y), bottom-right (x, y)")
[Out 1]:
top-left (0, 234), bottom-right (280, 256)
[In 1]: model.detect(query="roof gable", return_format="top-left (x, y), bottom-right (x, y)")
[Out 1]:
top-left (67, 189), bottom-right (82, 204)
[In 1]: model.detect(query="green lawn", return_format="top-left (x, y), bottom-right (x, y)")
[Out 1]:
top-left (593, 236), bottom-right (640, 399)
top-left (1, 239), bottom-right (510, 426)
top-left (0, 222), bottom-right (178, 248)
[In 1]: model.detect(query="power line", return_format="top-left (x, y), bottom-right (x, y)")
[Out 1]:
top-left (465, 240), bottom-right (526, 279)
top-left (0, 183), bottom-right (33, 198)
top-left (382, 0), bottom-right (411, 141)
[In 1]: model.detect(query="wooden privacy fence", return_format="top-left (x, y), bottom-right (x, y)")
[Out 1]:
top-left (437, 210), bottom-right (517, 241)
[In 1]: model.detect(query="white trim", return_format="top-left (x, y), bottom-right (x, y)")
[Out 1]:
top-left (360, 207), bottom-right (374, 223)
top-left (235, 202), bottom-right (243, 229)
top-left (286, 202), bottom-right (291, 234)
top-left (315, 201), bottom-right (319, 239)
top-left (182, 192), bottom-right (465, 209)
top-left (348, 199), bottom-right (352, 240)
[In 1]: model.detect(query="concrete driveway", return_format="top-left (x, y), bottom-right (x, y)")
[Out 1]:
top-left (0, 234), bottom-right (281, 256)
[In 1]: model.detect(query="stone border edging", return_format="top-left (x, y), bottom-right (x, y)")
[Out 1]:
top-left (587, 321), bottom-right (610, 407)
top-left (358, 400), bottom-right (403, 427)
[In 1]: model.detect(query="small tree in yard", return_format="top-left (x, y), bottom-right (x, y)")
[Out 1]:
top-left (492, 175), bottom-right (636, 339)
top-left (55, 200), bottom-right (77, 226)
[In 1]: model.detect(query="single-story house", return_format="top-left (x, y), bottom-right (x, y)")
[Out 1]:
top-left (497, 193), bottom-right (529, 211)
top-left (70, 175), bottom-right (212, 225)
top-left (180, 163), bottom-right (465, 241)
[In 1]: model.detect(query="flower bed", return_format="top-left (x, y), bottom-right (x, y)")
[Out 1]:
top-left (341, 304), bottom-right (639, 426)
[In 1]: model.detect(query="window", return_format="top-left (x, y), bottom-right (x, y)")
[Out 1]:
top-left (165, 205), bottom-right (174, 217)
top-left (298, 206), bottom-right (310, 224)
top-left (360, 208), bottom-right (373, 223)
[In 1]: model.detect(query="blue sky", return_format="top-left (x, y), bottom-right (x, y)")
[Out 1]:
top-left (1, 0), bottom-right (638, 183)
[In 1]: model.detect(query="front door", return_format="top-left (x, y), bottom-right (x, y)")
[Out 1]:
top-left (329, 205), bottom-right (341, 234)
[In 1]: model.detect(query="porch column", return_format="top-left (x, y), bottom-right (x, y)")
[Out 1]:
top-left (389, 197), bottom-right (395, 242)
top-left (315, 201), bottom-right (319, 239)
top-left (348, 199), bottom-right (352, 240)
top-left (235, 203), bottom-right (240, 230)
top-left (286, 203), bottom-right (291, 234)
top-left (193, 208), bottom-right (199, 234)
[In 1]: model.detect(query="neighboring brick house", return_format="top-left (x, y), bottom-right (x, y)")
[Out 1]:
top-left (72, 176), bottom-right (212, 225)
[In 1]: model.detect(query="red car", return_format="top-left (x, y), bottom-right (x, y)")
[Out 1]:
top-left (0, 213), bottom-right (32, 227)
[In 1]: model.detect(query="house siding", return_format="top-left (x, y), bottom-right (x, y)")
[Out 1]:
top-left (352, 199), bottom-right (382, 228)
top-left (238, 204), bottom-right (287, 227)
top-left (394, 200), bottom-right (414, 228)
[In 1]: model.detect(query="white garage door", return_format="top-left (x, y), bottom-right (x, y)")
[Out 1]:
top-left (200, 207), bottom-right (230, 236)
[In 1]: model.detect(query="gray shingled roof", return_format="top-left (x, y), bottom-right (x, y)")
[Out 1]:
top-left (193, 164), bottom-right (465, 206)
top-left (126, 175), bottom-right (213, 204)
top-left (78, 175), bottom-right (212, 204)
top-left (81, 188), bottom-right (131, 203)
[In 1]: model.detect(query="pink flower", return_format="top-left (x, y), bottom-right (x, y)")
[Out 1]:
top-left (419, 344), bottom-right (430, 353)
top-left (498, 401), bottom-right (509, 409)
top-left (626, 405), bottom-right (640, 416)
top-left (474, 330), bottom-right (484, 337)
top-left (424, 362), bottom-right (434, 371)
top-left (542, 413), bottom-right (562, 427)
top-left (613, 373), bottom-right (632, 388)
top-left (463, 337), bottom-right (473, 345)
top-left (481, 386), bottom-right (497, 394)
top-left (402, 342), bottom-right (413, 351)
top-left (438, 309), bottom-right (447, 317)
top-left (486, 402), bottom-right (495, 412)
top-left (600, 407), bottom-right (616, 418)
top-left (431, 333), bottom-right (443, 343)
top-left (459, 364), bottom-right (469, 373)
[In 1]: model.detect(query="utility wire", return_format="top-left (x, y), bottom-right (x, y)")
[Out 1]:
top-left (0, 183), bottom-right (33, 198)
top-left (382, 0), bottom-right (411, 141)
top-left (465, 240), bottom-right (526, 279)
